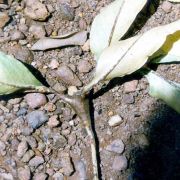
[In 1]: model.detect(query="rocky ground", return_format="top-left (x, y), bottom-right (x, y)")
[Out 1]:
top-left (0, 0), bottom-right (180, 179)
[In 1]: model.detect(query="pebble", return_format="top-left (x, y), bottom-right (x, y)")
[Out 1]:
top-left (21, 127), bottom-right (33, 136)
top-left (0, 173), bottom-right (13, 180)
top-left (25, 93), bottom-right (47, 109)
top-left (108, 115), bottom-right (123, 127)
top-left (8, 44), bottom-right (33, 63)
top-left (112, 155), bottom-right (128, 171)
top-left (44, 102), bottom-right (56, 112)
top-left (25, 136), bottom-right (37, 148)
top-left (26, 110), bottom-right (48, 129)
top-left (29, 156), bottom-right (44, 168)
top-left (11, 30), bottom-right (25, 41)
top-left (37, 141), bottom-right (46, 152)
top-left (0, 12), bottom-right (10, 28)
top-left (81, 40), bottom-right (90, 52)
top-left (68, 86), bottom-right (78, 96)
top-left (17, 107), bottom-right (27, 116)
top-left (61, 153), bottom-right (74, 176)
top-left (52, 172), bottom-right (64, 180)
top-left (124, 80), bottom-right (138, 93)
top-left (18, 167), bottom-right (31, 180)
top-left (0, 140), bottom-right (6, 151)
top-left (17, 141), bottom-right (29, 158)
top-left (79, 19), bottom-right (87, 30)
top-left (56, 3), bottom-right (75, 21)
top-left (47, 115), bottom-right (59, 128)
top-left (161, 1), bottom-right (172, 13)
top-left (56, 65), bottom-right (82, 86)
top-left (106, 139), bottom-right (124, 154)
top-left (122, 94), bottom-right (135, 104)
top-left (21, 150), bottom-right (35, 163)
top-left (0, 140), bottom-right (6, 155)
top-left (53, 134), bottom-right (67, 149)
top-left (33, 173), bottom-right (47, 180)
top-left (24, 0), bottom-right (49, 21)
top-left (29, 24), bottom-right (46, 39)
top-left (77, 60), bottom-right (92, 73)
top-left (68, 133), bottom-right (77, 146)
top-left (49, 59), bottom-right (59, 69)
top-left (76, 160), bottom-right (87, 179)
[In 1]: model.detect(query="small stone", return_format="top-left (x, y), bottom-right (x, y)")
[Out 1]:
top-left (22, 150), bottom-right (35, 163)
top-left (26, 110), bottom-right (48, 129)
top-left (8, 44), bottom-right (33, 63)
top-left (53, 134), bottom-right (67, 149)
top-left (68, 86), bottom-right (78, 96)
top-left (38, 141), bottom-right (46, 151)
top-left (0, 173), bottom-right (13, 180)
top-left (68, 133), bottom-right (77, 146)
top-left (29, 156), bottom-right (44, 168)
top-left (29, 24), bottom-right (46, 39)
top-left (26, 136), bottom-right (37, 149)
top-left (53, 83), bottom-right (67, 93)
top-left (0, 12), bottom-right (10, 28)
top-left (106, 139), bottom-right (124, 154)
top-left (81, 40), bottom-right (90, 52)
top-left (11, 30), bottom-right (25, 41)
top-left (122, 94), bottom-right (135, 104)
top-left (18, 167), bottom-right (31, 180)
top-left (19, 24), bottom-right (29, 33)
top-left (0, 141), bottom-right (6, 151)
top-left (52, 172), bottom-right (64, 180)
top-left (61, 153), bottom-right (74, 176)
top-left (49, 59), bottom-right (59, 69)
top-left (162, 1), bottom-right (172, 13)
top-left (76, 160), bottom-right (87, 179)
top-left (108, 115), bottom-right (123, 127)
top-left (44, 102), bottom-right (56, 112)
top-left (47, 115), bottom-right (59, 128)
top-left (77, 60), bottom-right (92, 73)
top-left (17, 141), bottom-right (29, 158)
top-left (56, 65), bottom-right (82, 86)
top-left (124, 80), bottom-right (138, 93)
top-left (21, 127), bottom-right (33, 136)
top-left (112, 155), bottom-right (128, 171)
top-left (79, 19), bottom-right (87, 30)
top-left (25, 93), bottom-right (47, 109)
top-left (24, 0), bottom-right (49, 21)
top-left (57, 3), bottom-right (75, 21)
top-left (33, 173), bottom-right (47, 180)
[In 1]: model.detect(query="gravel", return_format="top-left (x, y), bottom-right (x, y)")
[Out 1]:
top-left (25, 93), bottom-right (47, 109)
top-left (17, 140), bottom-right (29, 158)
top-left (24, 0), bottom-right (49, 21)
top-left (26, 111), bottom-right (48, 129)
top-left (106, 139), bottom-right (125, 154)
top-left (18, 167), bottom-right (31, 180)
top-left (112, 155), bottom-right (128, 171)
top-left (29, 156), bottom-right (44, 168)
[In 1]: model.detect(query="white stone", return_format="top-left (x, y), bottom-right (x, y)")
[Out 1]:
top-left (108, 115), bottom-right (123, 127)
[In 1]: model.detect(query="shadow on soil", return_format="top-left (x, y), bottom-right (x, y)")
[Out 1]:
top-left (130, 105), bottom-right (180, 180)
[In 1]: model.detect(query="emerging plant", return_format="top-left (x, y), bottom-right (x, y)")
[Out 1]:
top-left (0, 0), bottom-right (180, 179)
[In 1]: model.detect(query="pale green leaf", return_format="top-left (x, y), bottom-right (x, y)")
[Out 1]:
top-left (145, 70), bottom-right (180, 114)
top-left (83, 20), bottom-right (180, 93)
top-left (150, 31), bottom-right (180, 63)
top-left (90, 0), bottom-right (147, 59)
top-left (0, 51), bottom-right (43, 95)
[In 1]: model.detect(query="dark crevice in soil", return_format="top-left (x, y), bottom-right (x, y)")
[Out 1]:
top-left (93, 73), bottom-right (142, 99)
top-left (89, 89), bottom-right (102, 179)
top-left (130, 104), bottom-right (180, 180)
